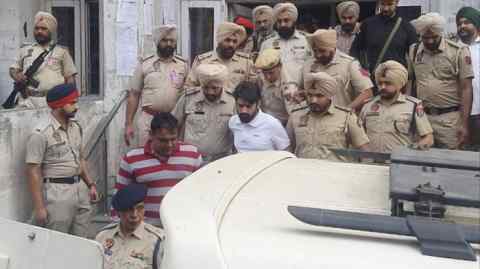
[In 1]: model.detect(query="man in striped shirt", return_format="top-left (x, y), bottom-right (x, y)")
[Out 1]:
top-left (115, 112), bottom-right (202, 226)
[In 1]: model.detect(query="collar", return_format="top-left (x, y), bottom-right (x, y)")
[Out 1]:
top-left (49, 113), bottom-right (74, 131)
top-left (114, 222), bottom-right (146, 240)
top-left (154, 54), bottom-right (176, 63)
top-left (314, 51), bottom-right (339, 67)
top-left (213, 50), bottom-right (239, 63)
top-left (198, 91), bottom-right (228, 104)
top-left (309, 103), bottom-right (336, 116)
top-left (264, 77), bottom-right (281, 88)
top-left (144, 140), bottom-right (179, 159)
top-left (335, 23), bottom-right (360, 36)
top-left (243, 109), bottom-right (264, 127)
top-left (419, 38), bottom-right (446, 54)
top-left (378, 13), bottom-right (399, 23)
top-left (374, 93), bottom-right (406, 105)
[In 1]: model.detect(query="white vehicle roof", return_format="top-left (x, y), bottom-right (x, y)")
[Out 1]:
top-left (160, 151), bottom-right (480, 269)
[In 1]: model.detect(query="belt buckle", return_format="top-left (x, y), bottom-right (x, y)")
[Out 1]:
top-left (73, 175), bottom-right (80, 183)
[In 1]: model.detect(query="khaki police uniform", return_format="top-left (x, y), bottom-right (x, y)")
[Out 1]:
top-left (172, 88), bottom-right (235, 163)
top-left (130, 54), bottom-right (188, 146)
top-left (259, 69), bottom-right (296, 125)
top-left (96, 222), bottom-right (164, 269)
top-left (286, 104), bottom-right (369, 161)
top-left (11, 42), bottom-right (77, 109)
top-left (260, 31), bottom-right (313, 86)
top-left (360, 94), bottom-right (433, 153)
top-left (238, 36), bottom-right (255, 55)
top-left (25, 114), bottom-right (91, 237)
top-left (184, 51), bottom-right (257, 93)
top-left (302, 51), bottom-right (373, 107)
top-left (409, 39), bottom-right (474, 149)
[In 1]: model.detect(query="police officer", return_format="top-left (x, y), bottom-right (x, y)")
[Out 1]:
top-left (334, 1), bottom-right (361, 54)
top-left (185, 22), bottom-right (256, 93)
top-left (255, 48), bottom-right (297, 125)
top-left (26, 83), bottom-right (98, 237)
top-left (410, 13), bottom-right (474, 149)
top-left (96, 183), bottom-right (164, 269)
top-left (287, 72), bottom-right (370, 161)
top-left (252, 5), bottom-right (275, 56)
top-left (260, 2), bottom-right (313, 86)
top-left (234, 16), bottom-right (255, 55)
top-left (303, 29), bottom-right (373, 110)
top-left (172, 64), bottom-right (235, 163)
top-left (9, 12), bottom-right (77, 109)
top-left (360, 61), bottom-right (434, 153)
top-left (125, 25), bottom-right (188, 146)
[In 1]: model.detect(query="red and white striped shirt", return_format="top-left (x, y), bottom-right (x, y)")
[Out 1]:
top-left (115, 141), bottom-right (202, 225)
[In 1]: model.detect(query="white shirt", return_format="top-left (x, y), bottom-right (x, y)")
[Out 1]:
top-left (228, 110), bottom-right (290, 152)
top-left (470, 37), bottom-right (480, 116)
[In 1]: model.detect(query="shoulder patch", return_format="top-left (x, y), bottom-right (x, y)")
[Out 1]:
top-left (197, 51), bottom-right (213, 61)
top-left (185, 88), bottom-right (200, 96)
top-left (405, 95), bottom-right (422, 104)
top-left (334, 105), bottom-right (352, 113)
top-left (144, 224), bottom-right (165, 239)
top-left (99, 222), bottom-right (118, 232)
top-left (174, 55), bottom-right (187, 63)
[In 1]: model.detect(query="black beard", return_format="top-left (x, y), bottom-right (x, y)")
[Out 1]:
top-left (278, 26), bottom-right (295, 39)
top-left (239, 112), bottom-right (254, 123)
top-left (217, 46), bottom-right (235, 60)
top-left (35, 34), bottom-right (51, 45)
top-left (341, 23), bottom-right (355, 33)
top-left (157, 46), bottom-right (175, 58)
top-left (458, 30), bottom-right (473, 43)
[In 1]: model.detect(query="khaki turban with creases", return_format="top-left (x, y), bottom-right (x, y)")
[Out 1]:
top-left (216, 22), bottom-right (247, 44)
top-left (196, 64), bottom-right (229, 86)
top-left (412, 12), bottom-right (446, 36)
top-left (307, 29), bottom-right (337, 49)
top-left (252, 5), bottom-right (274, 24)
top-left (273, 3), bottom-right (298, 22)
top-left (374, 60), bottom-right (408, 90)
top-left (255, 48), bottom-right (281, 70)
top-left (304, 72), bottom-right (338, 98)
top-left (336, 1), bottom-right (360, 18)
top-left (34, 11), bottom-right (58, 33)
top-left (153, 25), bottom-right (177, 46)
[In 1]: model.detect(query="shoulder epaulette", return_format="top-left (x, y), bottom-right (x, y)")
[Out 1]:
top-left (339, 52), bottom-right (354, 61)
top-left (20, 42), bottom-right (32, 48)
top-left (142, 55), bottom-right (155, 62)
top-left (185, 88), bottom-right (200, 96)
top-left (405, 95), bottom-right (422, 104)
top-left (56, 44), bottom-right (69, 50)
top-left (297, 30), bottom-right (308, 36)
top-left (235, 51), bottom-right (250, 59)
top-left (144, 224), bottom-right (165, 239)
top-left (99, 222), bottom-right (118, 232)
top-left (445, 39), bottom-right (462, 49)
top-left (174, 55), bottom-right (187, 63)
top-left (34, 121), bottom-right (53, 133)
top-left (334, 105), bottom-right (352, 112)
top-left (224, 90), bottom-right (234, 96)
top-left (197, 51), bottom-right (213, 62)
top-left (71, 120), bottom-right (83, 136)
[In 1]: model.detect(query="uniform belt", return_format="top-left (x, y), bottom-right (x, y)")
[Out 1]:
top-left (424, 106), bottom-right (460, 115)
top-left (44, 176), bottom-right (80, 184)
top-left (142, 106), bottom-right (160, 116)
top-left (27, 89), bottom-right (46, 97)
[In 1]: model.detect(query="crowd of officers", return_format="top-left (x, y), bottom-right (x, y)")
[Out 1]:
top-left (11, 1), bottom-right (480, 269)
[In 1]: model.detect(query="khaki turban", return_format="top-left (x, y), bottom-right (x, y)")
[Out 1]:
top-left (374, 60), bottom-right (408, 90)
top-left (336, 1), bottom-right (360, 18)
top-left (197, 64), bottom-right (229, 86)
top-left (273, 3), bottom-right (298, 22)
top-left (307, 29), bottom-right (337, 49)
top-left (412, 12), bottom-right (446, 35)
top-left (253, 5), bottom-right (274, 23)
top-left (216, 22), bottom-right (247, 44)
top-left (255, 48), bottom-right (281, 70)
top-left (153, 25), bottom-right (177, 46)
top-left (304, 72), bottom-right (338, 98)
top-left (34, 11), bottom-right (57, 33)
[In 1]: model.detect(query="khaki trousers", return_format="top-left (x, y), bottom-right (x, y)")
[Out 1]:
top-left (427, 111), bottom-right (461, 149)
top-left (135, 110), bottom-right (154, 147)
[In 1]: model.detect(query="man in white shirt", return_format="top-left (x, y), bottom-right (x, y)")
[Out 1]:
top-left (456, 7), bottom-right (480, 147)
top-left (229, 81), bottom-right (290, 152)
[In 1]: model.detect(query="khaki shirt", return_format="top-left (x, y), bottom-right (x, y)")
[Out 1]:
top-left (360, 94), bottom-right (433, 153)
top-left (287, 104), bottom-right (369, 161)
top-left (335, 24), bottom-right (360, 54)
top-left (409, 38), bottom-right (474, 108)
top-left (238, 36), bottom-right (254, 55)
top-left (95, 222), bottom-right (164, 269)
top-left (130, 54), bottom-right (189, 112)
top-left (184, 51), bottom-right (257, 93)
top-left (172, 88), bottom-right (235, 162)
top-left (302, 51), bottom-right (373, 107)
top-left (11, 42), bottom-right (77, 93)
top-left (26, 114), bottom-right (82, 178)
top-left (259, 69), bottom-right (296, 125)
top-left (260, 31), bottom-right (313, 85)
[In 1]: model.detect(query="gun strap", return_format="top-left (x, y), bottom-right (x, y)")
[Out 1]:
top-left (374, 17), bottom-right (402, 70)
top-left (23, 43), bottom-right (56, 77)
top-left (409, 42), bottom-right (420, 97)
